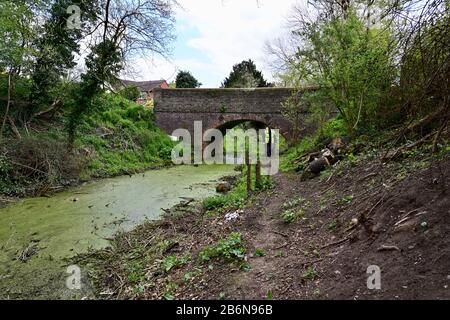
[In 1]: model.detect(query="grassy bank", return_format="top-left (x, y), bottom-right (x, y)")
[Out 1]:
top-left (0, 94), bottom-right (173, 197)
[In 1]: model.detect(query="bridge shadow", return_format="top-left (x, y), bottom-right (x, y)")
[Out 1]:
top-left (207, 119), bottom-right (285, 161)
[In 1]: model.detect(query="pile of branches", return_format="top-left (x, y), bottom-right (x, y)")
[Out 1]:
top-left (386, 0), bottom-right (449, 141)
top-left (0, 135), bottom-right (84, 196)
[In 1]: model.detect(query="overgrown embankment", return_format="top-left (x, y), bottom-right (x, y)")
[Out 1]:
top-left (74, 135), bottom-right (449, 300)
top-left (0, 93), bottom-right (173, 199)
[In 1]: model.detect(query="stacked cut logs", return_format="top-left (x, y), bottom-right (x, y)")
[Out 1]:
top-left (301, 137), bottom-right (345, 180)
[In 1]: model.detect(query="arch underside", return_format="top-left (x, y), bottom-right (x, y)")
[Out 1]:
top-left (208, 113), bottom-right (292, 141)
top-left (154, 112), bottom-right (297, 142)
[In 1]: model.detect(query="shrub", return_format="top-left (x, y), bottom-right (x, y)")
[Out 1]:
top-left (199, 233), bottom-right (246, 263)
top-left (119, 86), bottom-right (140, 102)
top-left (302, 266), bottom-right (318, 281)
top-left (0, 133), bottom-right (84, 196)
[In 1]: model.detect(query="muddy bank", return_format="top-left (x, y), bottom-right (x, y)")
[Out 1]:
top-left (0, 165), bottom-right (238, 299)
top-left (76, 153), bottom-right (450, 300)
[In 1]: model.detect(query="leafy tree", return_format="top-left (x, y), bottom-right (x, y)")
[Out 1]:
top-left (0, 1), bottom-right (35, 75)
top-left (119, 86), bottom-right (140, 101)
top-left (222, 60), bottom-right (272, 88)
top-left (66, 40), bottom-right (123, 149)
top-left (0, 0), bottom-right (36, 136)
top-left (65, 0), bottom-right (177, 149)
top-left (175, 71), bottom-right (201, 88)
top-left (30, 0), bottom-right (98, 115)
top-left (276, 8), bottom-right (395, 136)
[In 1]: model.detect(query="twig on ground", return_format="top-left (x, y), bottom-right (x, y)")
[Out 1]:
top-left (271, 230), bottom-right (288, 238)
top-left (377, 245), bottom-right (401, 252)
top-left (320, 232), bottom-right (354, 249)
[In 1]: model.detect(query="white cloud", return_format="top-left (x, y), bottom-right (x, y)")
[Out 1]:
top-left (125, 0), bottom-right (302, 87)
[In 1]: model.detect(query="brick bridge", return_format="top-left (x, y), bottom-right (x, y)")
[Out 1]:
top-left (153, 87), bottom-right (315, 142)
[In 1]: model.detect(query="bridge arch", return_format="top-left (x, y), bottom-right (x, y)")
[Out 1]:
top-left (209, 115), bottom-right (290, 141)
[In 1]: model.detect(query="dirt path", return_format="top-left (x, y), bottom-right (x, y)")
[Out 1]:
top-left (231, 175), bottom-right (295, 299)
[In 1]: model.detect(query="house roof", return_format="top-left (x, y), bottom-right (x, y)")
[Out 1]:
top-left (120, 79), bottom-right (167, 92)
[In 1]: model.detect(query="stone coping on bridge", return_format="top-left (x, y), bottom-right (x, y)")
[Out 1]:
top-left (153, 86), bottom-right (318, 114)
top-left (152, 86), bottom-right (318, 93)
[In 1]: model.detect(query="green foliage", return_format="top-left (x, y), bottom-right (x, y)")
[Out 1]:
top-left (280, 136), bottom-right (317, 172)
top-left (175, 70), bottom-right (201, 88)
top-left (0, 1), bottom-right (34, 70)
top-left (302, 266), bottom-right (318, 281)
top-left (254, 248), bottom-right (265, 257)
top-left (66, 39), bottom-right (124, 149)
top-left (280, 196), bottom-right (309, 223)
top-left (161, 254), bottom-right (191, 273)
top-left (281, 114), bottom-right (348, 173)
top-left (127, 262), bottom-right (145, 284)
top-left (0, 74), bottom-right (33, 121)
top-left (338, 195), bottom-right (354, 205)
top-left (282, 197), bottom-right (308, 210)
top-left (30, 0), bottom-right (98, 113)
top-left (281, 208), bottom-right (305, 223)
top-left (203, 174), bottom-right (248, 210)
top-left (202, 169), bottom-right (273, 211)
top-left (79, 94), bottom-right (173, 178)
top-left (222, 59), bottom-right (272, 88)
top-left (119, 86), bottom-right (140, 101)
top-left (328, 220), bottom-right (338, 231)
top-left (199, 233), bottom-right (246, 265)
top-left (0, 91), bottom-right (174, 197)
top-left (283, 10), bottom-right (396, 137)
top-left (316, 117), bottom-right (347, 142)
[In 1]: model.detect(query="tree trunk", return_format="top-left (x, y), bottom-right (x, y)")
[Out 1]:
top-left (1, 72), bottom-right (12, 138)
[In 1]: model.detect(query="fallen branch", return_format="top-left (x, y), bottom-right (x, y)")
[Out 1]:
top-left (320, 233), bottom-right (354, 249)
top-left (359, 172), bottom-right (377, 182)
top-left (8, 117), bottom-right (21, 139)
top-left (271, 230), bottom-right (288, 238)
top-left (10, 161), bottom-right (49, 176)
top-left (382, 131), bottom-right (435, 162)
top-left (432, 120), bottom-right (448, 153)
top-left (31, 99), bottom-right (62, 119)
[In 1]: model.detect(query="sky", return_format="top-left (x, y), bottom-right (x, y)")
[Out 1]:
top-left (122, 0), bottom-right (301, 87)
